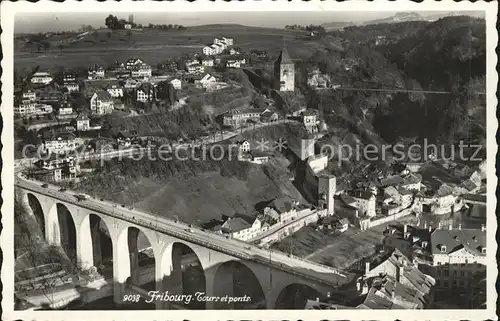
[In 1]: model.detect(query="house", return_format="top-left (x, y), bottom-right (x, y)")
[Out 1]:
top-left (124, 23), bottom-right (132, 29)
top-left (63, 74), bottom-right (76, 84)
top-left (22, 90), bottom-right (36, 101)
top-left (75, 114), bottom-right (90, 131)
top-left (126, 58), bottom-right (145, 69)
top-left (307, 69), bottom-right (332, 89)
top-left (200, 58), bottom-right (214, 67)
top-left (35, 156), bottom-right (79, 178)
top-left (229, 48), bottom-right (240, 55)
top-left (457, 179), bottom-right (479, 194)
top-left (350, 190), bottom-right (376, 217)
top-left (235, 140), bottom-right (251, 154)
top-left (58, 102), bottom-right (73, 115)
top-left (42, 131), bottom-right (82, 154)
top-left (65, 83), bottom-right (80, 93)
top-left (453, 163), bottom-right (472, 178)
top-left (90, 91), bottom-right (114, 115)
top-left (31, 72), bottom-right (53, 85)
top-left (203, 45), bottom-right (215, 56)
top-left (169, 78), bottom-right (182, 90)
top-left (429, 226), bottom-right (486, 291)
top-left (88, 67), bottom-right (105, 80)
top-left (136, 83), bottom-right (156, 102)
top-left (221, 217), bottom-right (252, 241)
top-left (222, 37), bottom-right (234, 46)
top-left (301, 109), bottom-right (318, 126)
top-left (130, 64), bottom-right (152, 79)
top-left (249, 151), bottom-right (270, 164)
top-left (106, 84), bottom-right (124, 98)
top-left (226, 60), bottom-right (242, 68)
top-left (14, 100), bottom-right (53, 117)
top-left (260, 110), bottom-right (279, 123)
top-left (185, 62), bottom-right (205, 74)
top-left (197, 73), bottom-right (217, 89)
top-left (115, 130), bottom-right (138, 147)
top-left (264, 197), bottom-right (299, 224)
top-left (357, 249), bottom-right (435, 309)
top-left (223, 107), bottom-right (268, 127)
top-left (123, 78), bottom-right (141, 89)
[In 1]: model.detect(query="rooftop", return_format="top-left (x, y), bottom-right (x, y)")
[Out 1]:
top-left (430, 228), bottom-right (486, 256)
top-left (275, 47), bottom-right (293, 65)
top-left (222, 217), bottom-right (251, 233)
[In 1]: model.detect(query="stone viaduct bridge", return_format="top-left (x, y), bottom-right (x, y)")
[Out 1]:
top-left (15, 176), bottom-right (350, 310)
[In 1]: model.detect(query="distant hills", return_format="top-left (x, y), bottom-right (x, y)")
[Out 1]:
top-left (322, 11), bottom-right (485, 30)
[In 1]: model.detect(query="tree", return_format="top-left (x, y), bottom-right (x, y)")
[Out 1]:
top-left (126, 30), bottom-right (132, 42)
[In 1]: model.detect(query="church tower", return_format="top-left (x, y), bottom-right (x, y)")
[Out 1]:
top-left (274, 46), bottom-right (295, 92)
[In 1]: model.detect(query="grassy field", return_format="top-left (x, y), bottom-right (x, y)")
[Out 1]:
top-left (15, 25), bottom-right (341, 71)
top-left (71, 155), bottom-right (303, 225)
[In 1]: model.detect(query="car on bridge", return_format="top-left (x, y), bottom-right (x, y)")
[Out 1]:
top-left (41, 183), bottom-right (49, 188)
top-left (58, 187), bottom-right (67, 192)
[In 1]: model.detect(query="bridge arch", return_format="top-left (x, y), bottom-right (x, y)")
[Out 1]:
top-left (50, 203), bottom-right (78, 262)
top-left (211, 260), bottom-right (266, 309)
top-left (87, 213), bottom-right (113, 278)
top-left (125, 226), bottom-right (157, 291)
top-left (274, 283), bottom-right (322, 309)
top-left (26, 193), bottom-right (46, 239)
top-left (158, 242), bottom-right (206, 309)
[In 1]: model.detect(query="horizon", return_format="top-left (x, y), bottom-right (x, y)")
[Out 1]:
top-left (14, 10), bottom-right (485, 34)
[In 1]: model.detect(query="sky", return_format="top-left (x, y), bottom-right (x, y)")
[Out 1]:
top-left (15, 11), bottom-right (484, 34)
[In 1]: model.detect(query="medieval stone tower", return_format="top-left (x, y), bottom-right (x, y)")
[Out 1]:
top-left (318, 174), bottom-right (336, 215)
top-left (274, 47), bottom-right (295, 92)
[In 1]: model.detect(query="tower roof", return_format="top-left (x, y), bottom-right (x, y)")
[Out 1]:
top-left (276, 47), bottom-right (293, 65)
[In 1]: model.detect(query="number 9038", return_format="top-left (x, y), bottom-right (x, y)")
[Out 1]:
top-left (123, 294), bottom-right (141, 302)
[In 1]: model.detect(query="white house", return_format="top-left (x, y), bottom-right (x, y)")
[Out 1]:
top-left (198, 73), bottom-right (217, 89)
top-left (124, 23), bottom-right (132, 29)
top-left (90, 91), bottom-right (114, 115)
top-left (106, 84), bottom-right (124, 98)
top-left (65, 83), bottom-right (80, 93)
top-left (186, 62), bottom-right (205, 74)
top-left (203, 45), bottom-right (215, 56)
top-left (136, 83), bottom-right (156, 103)
top-left (351, 191), bottom-right (376, 217)
top-left (43, 132), bottom-right (82, 155)
top-left (22, 90), bottom-right (37, 101)
top-left (229, 48), bottom-right (240, 55)
top-left (58, 105), bottom-right (73, 115)
top-left (222, 37), bottom-right (234, 46)
top-left (130, 64), bottom-right (152, 79)
top-left (88, 67), bottom-right (105, 80)
top-left (126, 58), bottom-right (145, 69)
top-left (235, 140), bottom-right (251, 154)
top-left (31, 72), bottom-right (53, 85)
top-left (226, 60), bottom-right (241, 68)
top-left (430, 227), bottom-right (486, 290)
top-left (201, 58), bottom-right (214, 67)
top-left (123, 78), bottom-right (141, 89)
top-left (170, 78), bottom-right (182, 90)
top-left (75, 114), bottom-right (90, 131)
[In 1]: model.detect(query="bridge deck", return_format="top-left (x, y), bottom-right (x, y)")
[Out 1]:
top-left (16, 177), bottom-right (349, 287)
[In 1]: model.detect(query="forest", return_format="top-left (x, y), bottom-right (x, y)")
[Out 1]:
top-left (302, 16), bottom-right (486, 149)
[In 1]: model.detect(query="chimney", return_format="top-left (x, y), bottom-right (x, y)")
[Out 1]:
top-left (365, 262), bottom-right (370, 275)
top-left (403, 224), bottom-right (408, 234)
top-left (481, 224), bottom-right (486, 232)
top-left (458, 224), bottom-right (462, 230)
top-left (391, 287), bottom-right (395, 299)
top-left (396, 264), bottom-right (401, 283)
top-left (428, 225), bottom-right (432, 232)
top-left (423, 221), bottom-right (427, 229)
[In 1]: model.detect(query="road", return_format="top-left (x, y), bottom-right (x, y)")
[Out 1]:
top-left (15, 171), bottom-right (347, 287)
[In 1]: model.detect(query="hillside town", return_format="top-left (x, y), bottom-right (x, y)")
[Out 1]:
top-left (11, 10), bottom-right (489, 314)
